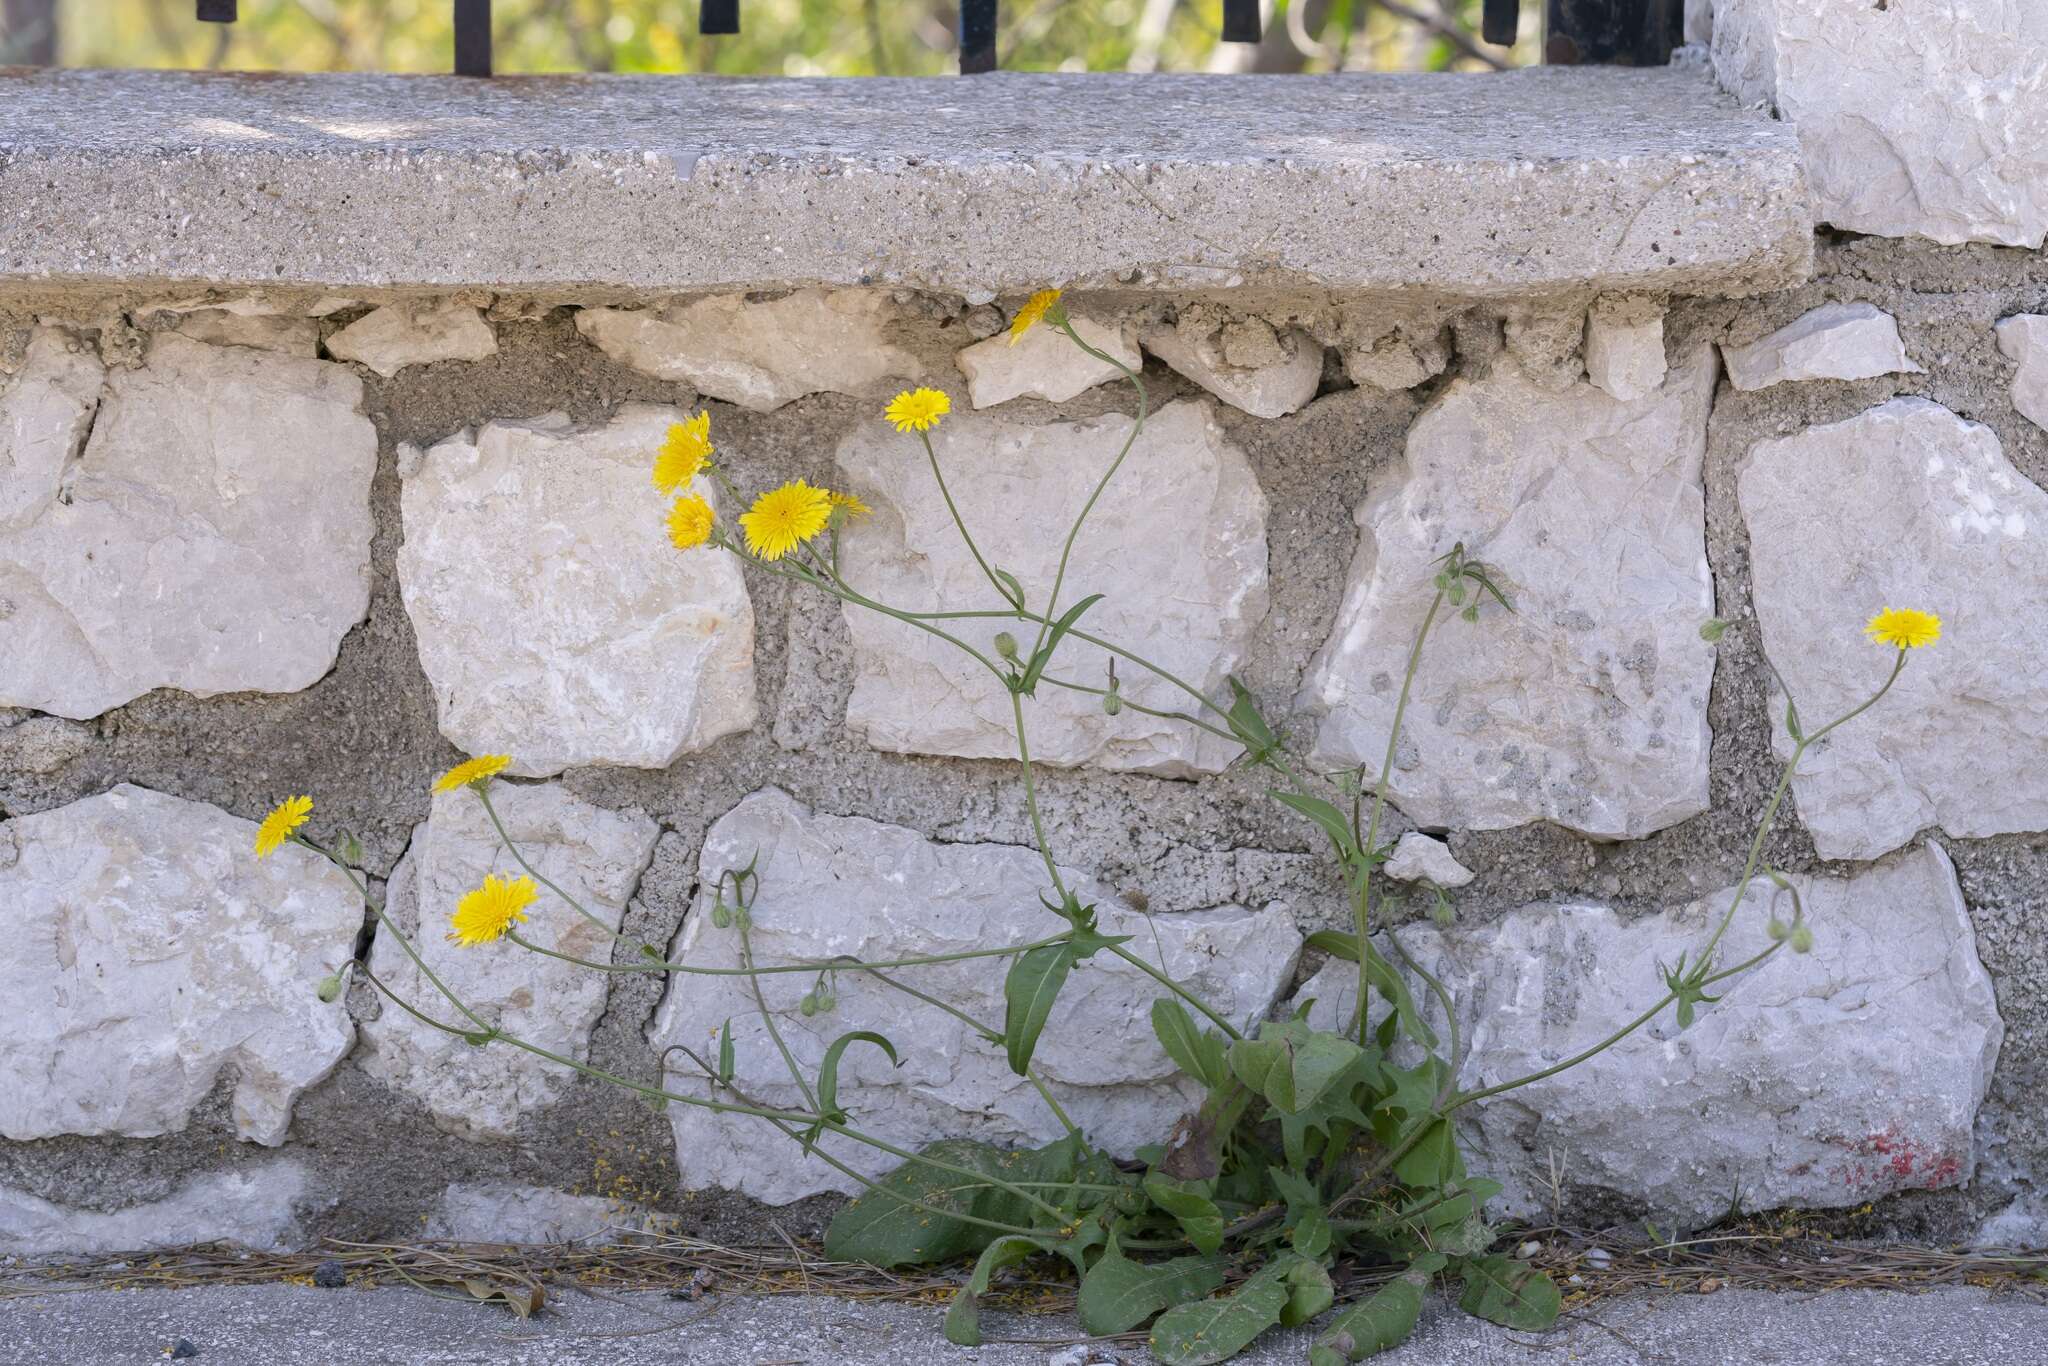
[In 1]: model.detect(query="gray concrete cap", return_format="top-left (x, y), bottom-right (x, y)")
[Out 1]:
top-left (0, 67), bottom-right (1812, 299)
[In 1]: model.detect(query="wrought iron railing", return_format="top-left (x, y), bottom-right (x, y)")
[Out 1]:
top-left (184, 2), bottom-right (1684, 79)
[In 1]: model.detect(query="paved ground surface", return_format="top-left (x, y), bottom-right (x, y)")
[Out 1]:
top-left (0, 1284), bottom-right (2043, 1365)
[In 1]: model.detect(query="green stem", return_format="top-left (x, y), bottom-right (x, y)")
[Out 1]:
top-left (503, 930), bottom-right (1072, 978)
top-left (1105, 943), bottom-right (1244, 1041)
top-left (1009, 687), bottom-right (1071, 908)
top-left (918, 428), bottom-right (1013, 607)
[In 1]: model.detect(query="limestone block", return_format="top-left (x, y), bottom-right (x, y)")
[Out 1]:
top-left (1583, 297), bottom-right (1667, 402)
top-left (1341, 325), bottom-right (1450, 393)
top-left (0, 715), bottom-right (91, 773)
top-left (1994, 314), bottom-right (2048, 432)
top-left (425, 1182), bottom-right (667, 1243)
top-left (0, 330), bottom-right (376, 720)
top-left (362, 782), bottom-right (658, 1140)
top-left (1293, 843), bottom-right (2000, 1224)
top-left (1685, 0), bottom-right (1713, 45)
top-left (164, 309), bottom-right (319, 357)
top-left (0, 1165), bottom-right (308, 1256)
top-left (1141, 310), bottom-right (1323, 418)
top-left (647, 790), bottom-right (1303, 1204)
top-left (955, 315), bottom-right (1140, 408)
top-left (325, 300), bottom-right (496, 376)
top-left (1739, 397), bottom-right (2048, 859)
top-left (0, 785), bottom-right (360, 1145)
top-left (398, 405), bottom-right (757, 777)
top-left (1722, 302), bottom-right (1921, 391)
top-left (575, 290), bottom-right (919, 411)
top-left (1712, 0), bottom-right (2048, 246)
top-left (1504, 306), bottom-right (1586, 393)
top-left (835, 399), bottom-right (1267, 776)
top-left (1303, 347), bottom-right (1719, 840)
top-left (1382, 833), bottom-right (1473, 889)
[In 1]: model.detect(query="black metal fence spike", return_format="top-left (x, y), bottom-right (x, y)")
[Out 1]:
top-left (1481, 0), bottom-right (1520, 46)
top-left (195, 1), bottom-right (237, 21)
top-left (958, 0), bottom-right (997, 74)
top-left (1221, 0), bottom-right (1261, 43)
top-left (700, 0), bottom-right (739, 37)
top-left (453, 0), bottom-right (491, 77)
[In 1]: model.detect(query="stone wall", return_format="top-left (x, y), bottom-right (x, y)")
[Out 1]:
top-left (1, 43), bottom-right (2046, 1255)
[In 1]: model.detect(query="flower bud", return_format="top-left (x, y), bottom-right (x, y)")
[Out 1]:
top-left (1766, 918), bottom-right (1790, 942)
top-left (799, 993), bottom-right (818, 1017)
top-left (1102, 689), bottom-right (1123, 716)
top-left (711, 901), bottom-right (731, 929)
top-left (994, 631), bottom-right (1020, 661)
top-left (316, 972), bottom-right (345, 1003)
top-left (1789, 924), bottom-right (1814, 954)
top-left (815, 990), bottom-right (836, 1013)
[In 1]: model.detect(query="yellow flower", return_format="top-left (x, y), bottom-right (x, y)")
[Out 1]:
top-left (653, 413), bottom-right (713, 494)
top-left (448, 873), bottom-right (537, 947)
top-left (1865, 607), bottom-right (1942, 650)
top-left (1008, 289), bottom-right (1063, 345)
top-left (739, 479), bottom-right (833, 560)
top-left (884, 388), bottom-right (951, 434)
top-left (433, 754), bottom-right (512, 795)
top-left (253, 795), bottom-right (312, 859)
top-left (667, 492), bottom-right (716, 550)
top-left (827, 490), bottom-right (872, 520)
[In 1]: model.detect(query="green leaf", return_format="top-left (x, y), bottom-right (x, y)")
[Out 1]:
top-left (1019, 593), bottom-right (1104, 696)
top-left (1305, 930), bottom-right (1361, 963)
top-left (1393, 1119), bottom-right (1463, 1188)
top-left (1142, 1173), bottom-right (1226, 1255)
top-left (1224, 676), bottom-right (1279, 762)
top-left (1149, 1265), bottom-right (1292, 1366)
top-left (1152, 998), bottom-right (1228, 1090)
top-left (1290, 1206), bottom-right (1333, 1260)
top-left (1280, 1257), bottom-right (1336, 1328)
top-left (1308, 1254), bottom-right (1445, 1365)
top-left (1363, 947), bottom-right (1437, 1051)
top-left (943, 1236), bottom-right (1042, 1346)
top-left (1456, 1255), bottom-right (1562, 1331)
top-left (816, 1030), bottom-right (899, 1122)
top-left (1228, 1019), bottom-right (1364, 1115)
top-left (1077, 1242), bottom-right (1228, 1336)
top-left (1003, 942), bottom-right (1080, 1077)
top-left (992, 567), bottom-right (1026, 610)
top-left (1269, 790), bottom-right (1361, 862)
top-left (716, 1018), bottom-right (734, 1083)
top-left (824, 1139), bottom-right (1043, 1268)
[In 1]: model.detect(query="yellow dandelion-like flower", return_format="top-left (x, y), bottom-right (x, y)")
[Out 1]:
top-left (884, 388), bottom-right (951, 434)
top-left (827, 490), bottom-right (872, 520)
top-left (653, 413), bottom-right (713, 494)
top-left (253, 795), bottom-right (312, 860)
top-left (1008, 289), bottom-right (1063, 346)
top-left (1865, 607), bottom-right (1942, 650)
top-left (433, 754), bottom-right (512, 795)
top-left (448, 873), bottom-right (537, 947)
top-left (667, 492), bottom-right (716, 550)
top-left (739, 479), bottom-right (833, 561)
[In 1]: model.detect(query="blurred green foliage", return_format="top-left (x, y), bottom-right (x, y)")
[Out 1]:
top-left (47, 0), bottom-right (1533, 75)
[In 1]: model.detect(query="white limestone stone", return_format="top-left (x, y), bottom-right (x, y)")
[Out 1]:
top-left (1722, 301), bottom-right (1921, 391)
top-left (1583, 297), bottom-right (1667, 402)
top-left (0, 785), bottom-right (360, 1145)
top-left (1739, 397), bottom-right (2048, 860)
top-left (575, 290), bottom-right (920, 411)
top-left (425, 1182), bottom-right (669, 1243)
top-left (1381, 833), bottom-right (1474, 889)
top-left (1293, 842), bottom-right (2000, 1224)
top-left (1303, 347), bottom-right (1719, 841)
top-left (1712, 0), bottom-right (2048, 247)
top-left (1685, 0), bottom-right (1713, 46)
top-left (0, 1164), bottom-right (308, 1256)
top-left (0, 330), bottom-right (375, 720)
top-left (955, 314), bottom-right (1140, 408)
top-left (164, 309), bottom-right (319, 357)
top-left (362, 782), bottom-right (657, 1140)
top-left (647, 790), bottom-right (1303, 1204)
top-left (1995, 314), bottom-right (2048, 432)
top-left (835, 399), bottom-right (1267, 776)
top-left (325, 300), bottom-right (497, 376)
top-left (1141, 310), bottom-right (1323, 418)
top-left (398, 404), bottom-right (757, 778)
top-left (1341, 325), bottom-right (1450, 393)
top-left (1504, 306), bottom-right (1586, 393)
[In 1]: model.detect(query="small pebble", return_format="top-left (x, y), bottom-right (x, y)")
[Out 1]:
top-left (1584, 1247), bottom-right (1613, 1269)
top-left (1567, 1274), bottom-right (1584, 1285)
top-left (1516, 1240), bottom-right (1542, 1259)
top-left (312, 1260), bottom-right (347, 1289)
top-left (167, 1341), bottom-right (199, 1360)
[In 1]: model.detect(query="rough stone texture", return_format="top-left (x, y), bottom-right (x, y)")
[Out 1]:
top-left (1503, 306), bottom-right (1586, 393)
top-left (647, 790), bottom-right (1303, 1204)
top-left (1711, 0), bottom-right (2048, 247)
top-left (0, 69), bottom-right (1813, 298)
top-left (835, 399), bottom-right (1268, 776)
top-left (1583, 296), bottom-right (1667, 402)
top-left (1303, 347), bottom-right (1719, 840)
top-left (0, 1164), bottom-right (307, 1256)
top-left (575, 291), bottom-right (919, 411)
top-left (1141, 310), bottom-right (1324, 418)
top-left (0, 785), bottom-right (359, 1146)
top-left (160, 308), bottom-right (319, 357)
top-left (324, 300), bottom-right (496, 377)
top-left (1341, 323), bottom-right (1451, 392)
top-left (1739, 398), bottom-right (2048, 861)
top-left (1685, 0), bottom-right (1713, 46)
top-left (1382, 833), bottom-right (1474, 888)
top-left (0, 715), bottom-right (90, 774)
top-left (424, 1182), bottom-right (664, 1243)
top-left (1721, 301), bottom-right (1922, 391)
top-left (397, 404), bottom-right (757, 777)
top-left (0, 330), bottom-right (375, 720)
top-left (1294, 843), bottom-right (2001, 1225)
top-left (362, 783), bottom-right (658, 1140)
top-left (955, 314), bottom-right (1138, 408)
top-left (1995, 314), bottom-right (2048, 432)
